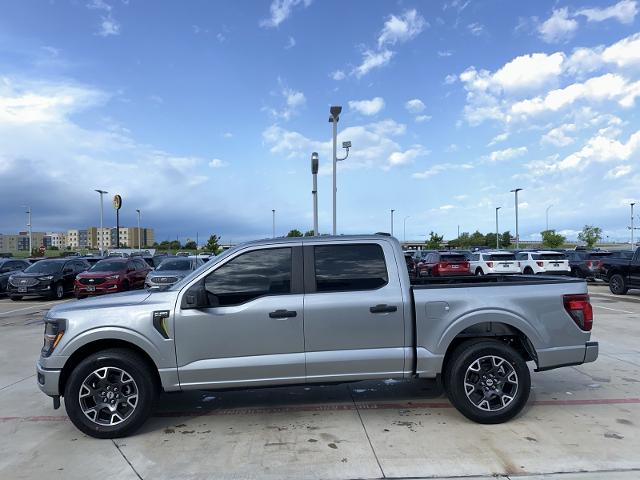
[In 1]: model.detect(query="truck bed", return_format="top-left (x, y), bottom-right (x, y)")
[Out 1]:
top-left (411, 274), bottom-right (583, 288)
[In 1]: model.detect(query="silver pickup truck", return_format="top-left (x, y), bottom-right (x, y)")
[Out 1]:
top-left (37, 235), bottom-right (598, 438)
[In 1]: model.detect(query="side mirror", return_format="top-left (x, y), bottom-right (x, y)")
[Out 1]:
top-left (181, 280), bottom-right (217, 309)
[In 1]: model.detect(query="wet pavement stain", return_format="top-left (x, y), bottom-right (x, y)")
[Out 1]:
top-left (525, 436), bottom-right (538, 442)
top-left (163, 428), bottom-right (175, 434)
top-left (307, 438), bottom-right (318, 443)
top-left (327, 443), bottom-right (338, 449)
top-left (604, 432), bottom-right (624, 440)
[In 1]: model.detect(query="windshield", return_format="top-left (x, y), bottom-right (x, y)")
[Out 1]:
top-left (156, 258), bottom-right (192, 271)
top-left (23, 261), bottom-right (63, 274)
top-left (90, 261), bottom-right (126, 272)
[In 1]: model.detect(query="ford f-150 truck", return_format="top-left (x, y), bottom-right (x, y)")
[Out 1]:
top-left (598, 247), bottom-right (640, 294)
top-left (37, 235), bottom-right (598, 438)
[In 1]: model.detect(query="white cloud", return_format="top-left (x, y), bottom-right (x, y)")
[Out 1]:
top-left (404, 98), bottom-right (425, 113)
top-left (488, 132), bottom-right (509, 146)
top-left (331, 70), bottom-right (346, 81)
top-left (209, 158), bottom-right (227, 168)
top-left (98, 17), bottom-right (120, 36)
top-left (444, 74), bottom-right (457, 84)
top-left (412, 162), bottom-right (473, 179)
top-left (558, 129), bottom-right (640, 170)
top-left (87, 0), bottom-right (112, 12)
top-left (484, 146), bottom-right (528, 163)
top-left (541, 124), bottom-right (577, 147)
top-left (377, 9), bottom-right (427, 48)
top-left (265, 83), bottom-right (306, 121)
top-left (284, 36), bottom-right (296, 49)
top-left (222, 132), bottom-right (233, 138)
top-left (263, 119), bottom-right (415, 171)
top-left (576, 0), bottom-right (638, 24)
top-left (438, 50), bottom-right (453, 57)
top-left (439, 204), bottom-right (455, 210)
top-left (493, 52), bottom-right (565, 91)
top-left (467, 23), bottom-right (484, 36)
top-left (260, 0), bottom-right (312, 28)
top-left (352, 49), bottom-right (394, 78)
top-left (606, 164), bottom-right (633, 178)
top-left (348, 97), bottom-right (385, 116)
top-left (602, 32), bottom-right (640, 68)
top-left (538, 8), bottom-right (578, 43)
top-left (415, 114), bottom-right (432, 123)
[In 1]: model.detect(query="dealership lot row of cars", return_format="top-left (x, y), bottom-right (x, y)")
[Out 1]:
top-left (1, 253), bottom-right (209, 301)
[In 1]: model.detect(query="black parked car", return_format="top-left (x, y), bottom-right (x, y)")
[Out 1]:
top-left (565, 250), bottom-right (612, 280)
top-left (0, 259), bottom-right (31, 294)
top-left (7, 258), bottom-right (90, 300)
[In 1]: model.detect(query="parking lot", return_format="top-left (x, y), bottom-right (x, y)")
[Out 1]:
top-left (0, 286), bottom-right (639, 480)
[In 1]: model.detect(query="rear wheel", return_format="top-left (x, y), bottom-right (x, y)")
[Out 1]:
top-left (523, 267), bottom-right (534, 275)
top-left (475, 268), bottom-right (484, 276)
top-left (64, 348), bottom-right (156, 439)
top-left (609, 274), bottom-right (628, 295)
top-left (445, 340), bottom-right (530, 424)
top-left (51, 283), bottom-right (64, 300)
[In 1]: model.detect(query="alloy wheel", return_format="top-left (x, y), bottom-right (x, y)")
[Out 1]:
top-left (463, 355), bottom-right (518, 412)
top-left (79, 366), bottom-right (139, 426)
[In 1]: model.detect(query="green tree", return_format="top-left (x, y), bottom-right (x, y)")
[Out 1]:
top-left (204, 234), bottom-right (221, 254)
top-left (286, 229), bottom-right (303, 237)
top-left (485, 232), bottom-right (497, 248)
top-left (425, 231), bottom-right (444, 249)
top-left (184, 240), bottom-right (197, 250)
top-left (500, 231), bottom-right (512, 248)
top-left (578, 225), bottom-right (602, 248)
top-left (540, 229), bottom-right (566, 248)
top-left (469, 230), bottom-right (486, 246)
top-left (304, 230), bottom-right (315, 237)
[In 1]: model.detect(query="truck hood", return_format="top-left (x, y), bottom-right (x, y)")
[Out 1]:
top-left (48, 289), bottom-right (152, 316)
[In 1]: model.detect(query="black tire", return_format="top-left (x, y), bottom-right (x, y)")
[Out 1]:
top-left (445, 340), bottom-right (530, 424)
top-left (51, 283), bottom-right (64, 300)
top-left (609, 273), bottom-right (628, 295)
top-left (523, 267), bottom-right (534, 275)
top-left (10, 295), bottom-right (22, 301)
top-left (64, 348), bottom-right (156, 439)
top-left (475, 268), bottom-right (484, 276)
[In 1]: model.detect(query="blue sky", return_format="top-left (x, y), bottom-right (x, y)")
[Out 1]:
top-left (1, 0), bottom-right (639, 244)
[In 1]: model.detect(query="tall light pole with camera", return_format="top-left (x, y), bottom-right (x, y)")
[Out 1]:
top-left (94, 189), bottom-right (108, 256)
top-left (495, 206), bottom-right (501, 249)
top-left (510, 188), bottom-right (523, 249)
top-left (311, 152), bottom-right (319, 236)
top-left (329, 106), bottom-right (351, 235)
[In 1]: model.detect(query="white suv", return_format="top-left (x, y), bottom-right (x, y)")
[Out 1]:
top-left (469, 251), bottom-right (520, 275)
top-left (516, 251), bottom-right (570, 275)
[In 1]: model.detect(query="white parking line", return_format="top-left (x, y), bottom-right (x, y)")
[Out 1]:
top-left (0, 305), bottom-right (43, 316)
top-left (0, 299), bottom-right (69, 316)
top-left (593, 304), bottom-right (636, 314)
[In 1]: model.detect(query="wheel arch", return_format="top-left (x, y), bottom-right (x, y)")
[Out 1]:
top-left (58, 339), bottom-right (161, 397)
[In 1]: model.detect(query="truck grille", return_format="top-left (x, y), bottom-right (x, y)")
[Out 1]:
top-left (150, 276), bottom-right (178, 284)
top-left (10, 277), bottom-right (38, 287)
top-left (79, 278), bottom-right (106, 285)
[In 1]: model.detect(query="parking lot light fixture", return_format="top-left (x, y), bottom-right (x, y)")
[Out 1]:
top-left (546, 204), bottom-right (553, 231)
top-left (495, 207), bottom-right (501, 249)
top-left (272, 209), bottom-right (276, 239)
top-left (136, 209), bottom-right (141, 252)
top-left (390, 209), bottom-right (395, 236)
top-left (21, 205), bottom-right (32, 254)
top-left (631, 203), bottom-right (636, 250)
top-left (311, 152), bottom-right (319, 236)
top-left (329, 106), bottom-right (351, 235)
top-left (94, 189), bottom-right (108, 256)
top-left (510, 188), bottom-right (523, 249)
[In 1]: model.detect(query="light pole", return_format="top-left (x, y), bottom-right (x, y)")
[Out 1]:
top-left (631, 203), bottom-right (636, 250)
top-left (21, 206), bottom-right (32, 254)
top-left (311, 152), bottom-right (319, 236)
top-left (390, 209), bottom-right (395, 236)
top-left (546, 204), bottom-right (553, 231)
top-left (95, 189), bottom-right (108, 256)
top-left (272, 209), bottom-right (276, 239)
top-left (510, 188), bottom-right (523, 249)
top-left (136, 209), bottom-right (141, 252)
top-left (329, 105), bottom-right (350, 235)
top-left (495, 207), bottom-right (501, 249)
top-left (403, 216), bottom-right (410, 243)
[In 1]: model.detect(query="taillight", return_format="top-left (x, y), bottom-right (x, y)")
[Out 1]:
top-left (486, 262), bottom-right (493, 268)
top-left (536, 261), bottom-right (544, 267)
top-left (586, 261), bottom-right (593, 268)
top-left (439, 262), bottom-right (448, 269)
top-left (563, 294), bottom-right (593, 331)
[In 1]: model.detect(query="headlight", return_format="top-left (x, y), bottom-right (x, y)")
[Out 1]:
top-left (39, 275), bottom-right (54, 281)
top-left (41, 318), bottom-right (66, 357)
top-left (106, 275), bottom-right (120, 280)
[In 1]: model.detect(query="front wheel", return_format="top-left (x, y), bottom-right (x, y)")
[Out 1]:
top-left (444, 340), bottom-right (531, 424)
top-left (51, 283), bottom-right (64, 300)
top-left (609, 274), bottom-right (628, 295)
top-left (64, 348), bottom-right (156, 438)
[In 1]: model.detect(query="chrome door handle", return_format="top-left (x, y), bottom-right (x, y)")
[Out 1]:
top-left (269, 309), bottom-right (297, 319)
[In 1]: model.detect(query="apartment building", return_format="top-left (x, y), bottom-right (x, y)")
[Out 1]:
top-left (66, 229), bottom-right (88, 249)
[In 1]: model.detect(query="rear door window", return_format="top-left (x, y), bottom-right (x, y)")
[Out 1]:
top-left (314, 244), bottom-right (388, 292)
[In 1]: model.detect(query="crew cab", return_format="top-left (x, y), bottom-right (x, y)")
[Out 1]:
top-left (75, 258), bottom-right (151, 299)
top-left (37, 235), bottom-right (598, 438)
top-left (469, 251), bottom-right (520, 276)
top-left (417, 251), bottom-right (470, 276)
top-left (598, 247), bottom-right (640, 294)
top-left (516, 251), bottom-right (570, 275)
top-left (8, 258), bottom-right (90, 300)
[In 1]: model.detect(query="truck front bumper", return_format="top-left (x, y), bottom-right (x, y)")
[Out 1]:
top-left (36, 360), bottom-right (61, 397)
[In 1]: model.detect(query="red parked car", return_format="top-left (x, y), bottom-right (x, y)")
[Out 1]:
top-left (74, 258), bottom-right (151, 299)
top-left (417, 251), bottom-right (470, 277)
